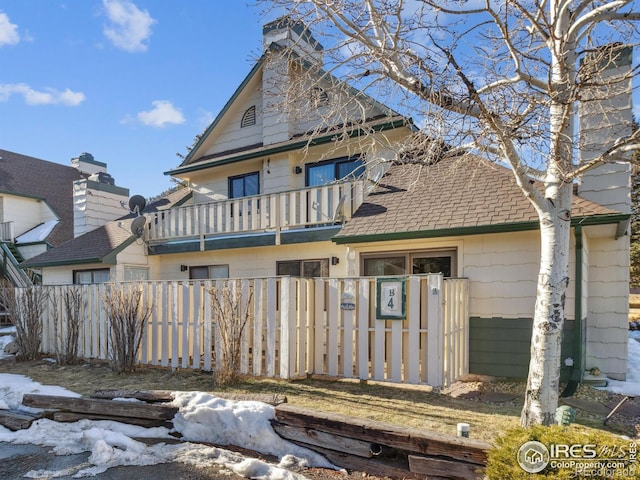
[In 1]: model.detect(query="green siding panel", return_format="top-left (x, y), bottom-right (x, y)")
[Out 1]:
top-left (469, 317), bottom-right (575, 380)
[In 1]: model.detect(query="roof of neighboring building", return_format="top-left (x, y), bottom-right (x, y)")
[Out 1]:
top-left (21, 187), bottom-right (192, 268)
top-left (0, 149), bottom-right (83, 246)
top-left (334, 156), bottom-right (624, 243)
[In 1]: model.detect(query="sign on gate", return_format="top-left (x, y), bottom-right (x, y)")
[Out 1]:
top-left (376, 277), bottom-right (406, 320)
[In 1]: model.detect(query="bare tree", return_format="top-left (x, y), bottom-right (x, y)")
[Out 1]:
top-left (209, 280), bottom-right (254, 385)
top-left (103, 283), bottom-right (152, 373)
top-left (261, 0), bottom-right (640, 426)
top-left (0, 280), bottom-right (47, 360)
top-left (51, 286), bottom-right (82, 365)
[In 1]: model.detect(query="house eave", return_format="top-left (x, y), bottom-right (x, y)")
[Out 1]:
top-left (332, 213), bottom-right (630, 245)
top-left (165, 117), bottom-right (410, 177)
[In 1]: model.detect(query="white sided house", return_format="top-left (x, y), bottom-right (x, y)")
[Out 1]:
top-left (23, 19), bottom-right (633, 385)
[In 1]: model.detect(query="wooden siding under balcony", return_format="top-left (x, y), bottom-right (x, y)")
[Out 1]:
top-left (144, 180), bottom-right (365, 244)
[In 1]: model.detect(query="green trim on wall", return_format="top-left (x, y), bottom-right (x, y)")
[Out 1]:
top-left (281, 226), bottom-right (342, 244)
top-left (469, 317), bottom-right (575, 380)
top-left (147, 232), bottom-right (277, 255)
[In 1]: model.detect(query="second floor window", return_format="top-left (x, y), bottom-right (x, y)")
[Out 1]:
top-left (229, 172), bottom-right (259, 198)
top-left (306, 156), bottom-right (365, 187)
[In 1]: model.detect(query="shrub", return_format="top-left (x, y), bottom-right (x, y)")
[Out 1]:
top-left (51, 286), bottom-right (82, 365)
top-left (486, 425), bottom-right (640, 479)
top-left (0, 282), bottom-right (47, 360)
top-left (209, 279), bottom-right (253, 386)
top-left (103, 283), bottom-right (152, 373)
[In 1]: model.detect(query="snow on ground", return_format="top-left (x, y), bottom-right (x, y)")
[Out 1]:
top-left (603, 330), bottom-right (640, 396)
top-left (0, 373), bottom-right (336, 479)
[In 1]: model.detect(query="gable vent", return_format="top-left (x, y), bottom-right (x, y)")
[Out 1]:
top-left (241, 106), bottom-right (257, 127)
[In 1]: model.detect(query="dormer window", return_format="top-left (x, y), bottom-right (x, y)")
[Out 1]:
top-left (241, 106), bottom-right (256, 127)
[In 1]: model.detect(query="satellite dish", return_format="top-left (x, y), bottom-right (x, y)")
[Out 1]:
top-left (130, 216), bottom-right (147, 237)
top-left (128, 195), bottom-right (146, 215)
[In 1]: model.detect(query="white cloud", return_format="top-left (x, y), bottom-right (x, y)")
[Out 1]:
top-left (0, 12), bottom-right (19, 46)
top-left (0, 83), bottom-right (85, 106)
top-left (135, 100), bottom-right (185, 128)
top-left (102, 0), bottom-right (155, 52)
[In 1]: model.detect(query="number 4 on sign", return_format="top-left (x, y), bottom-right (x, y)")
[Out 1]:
top-left (376, 279), bottom-right (405, 320)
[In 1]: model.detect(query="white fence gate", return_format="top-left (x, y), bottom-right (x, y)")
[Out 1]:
top-left (36, 275), bottom-right (468, 388)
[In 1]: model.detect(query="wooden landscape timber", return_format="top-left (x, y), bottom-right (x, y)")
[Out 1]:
top-left (21, 394), bottom-right (178, 426)
top-left (273, 404), bottom-right (489, 480)
top-left (6, 392), bottom-right (488, 479)
top-left (0, 409), bottom-right (41, 431)
top-left (90, 389), bottom-right (288, 406)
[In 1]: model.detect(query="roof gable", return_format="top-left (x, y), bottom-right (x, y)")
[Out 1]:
top-left (175, 41), bottom-right (406, 174)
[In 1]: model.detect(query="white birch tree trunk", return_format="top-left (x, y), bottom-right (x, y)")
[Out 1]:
top-left (522, 184), bottom-right (573, 425)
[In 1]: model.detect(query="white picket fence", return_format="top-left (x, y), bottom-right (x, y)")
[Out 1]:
top-left (36, 274), bottom-right (469, 388)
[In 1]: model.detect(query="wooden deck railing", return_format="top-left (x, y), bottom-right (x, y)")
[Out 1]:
top-left (144, 180), bottom-right (365, 242)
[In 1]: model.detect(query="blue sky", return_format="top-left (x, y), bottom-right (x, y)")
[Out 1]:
top-left (1, 2), bottom-right (637, 200)
top-left (0, 1), bottom-right (277, 199)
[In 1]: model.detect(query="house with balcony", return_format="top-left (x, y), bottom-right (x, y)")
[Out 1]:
top-left (22, 19), bottom-right (632, 384)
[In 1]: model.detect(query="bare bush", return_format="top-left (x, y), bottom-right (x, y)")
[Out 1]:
top-left (209, 280), bottom-right (253, 385)
top-left (51, 286), bottom-right (82, 365)
top-left (103, 283), bottom-right (152, 373)
top-left (0, 281), bottom-right (47, 360)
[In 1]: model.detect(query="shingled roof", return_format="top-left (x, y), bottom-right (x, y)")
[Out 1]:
top-left (0, 149), bottom-right (83, 246)
top-left (21, 188), bottom-right (192, 268)
top-left (334, 155), bottom-right (622, 243)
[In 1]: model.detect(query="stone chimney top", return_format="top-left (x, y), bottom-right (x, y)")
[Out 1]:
top-left (71, 152), bottom-right (107, 176)
top-left (263, 16), bottom-right (323, 63)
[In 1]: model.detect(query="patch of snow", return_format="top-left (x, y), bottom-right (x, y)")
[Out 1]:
top-left (0, 374), bottom-right (336, 479)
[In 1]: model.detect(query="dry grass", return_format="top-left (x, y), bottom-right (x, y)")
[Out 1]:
top-left (3, 357), bottom-right (636, 444)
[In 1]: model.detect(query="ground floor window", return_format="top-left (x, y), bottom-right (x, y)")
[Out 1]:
top-left (362, 249), bottom-right (456, 277)
top-left (276, 259), bottom-right (329, 277)
top-left (74, 268), bottom-right (110, 284)
top-left (124, 266), bottom-right (149, 281)
top-left (189, 264), bottom-right (229, 279)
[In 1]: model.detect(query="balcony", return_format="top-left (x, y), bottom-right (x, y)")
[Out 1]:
top-left (144, 180), bottom-right (365, 244)
top-left (0, 222), bottom-right (13, 242)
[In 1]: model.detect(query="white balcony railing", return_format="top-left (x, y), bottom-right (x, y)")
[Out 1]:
top-left (145, 180), bottom-right (365, 242)
top-left (0, 221), bottom-right (14, 242)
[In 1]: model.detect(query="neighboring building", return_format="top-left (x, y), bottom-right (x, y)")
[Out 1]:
top-left (22, 19), bottom-right (632, 382)
top-left (0, 150), bottom-right (129, 286)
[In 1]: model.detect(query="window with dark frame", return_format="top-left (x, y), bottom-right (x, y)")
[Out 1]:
top-left (362, 250), bottom-right (456, 277)
top-left (189, 265), bottom-right (229, 280)
top-left (305, 156), bottom-right (365, 187)
top-left (73, 268), bottom-right (110, 284)
top-left (229, 172), bottom-right (259, 198)
top-left (276, 259), bottom-right (329, 278)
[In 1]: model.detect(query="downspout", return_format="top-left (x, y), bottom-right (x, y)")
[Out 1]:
top-left (561, 222), bottom-right (584, 397)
